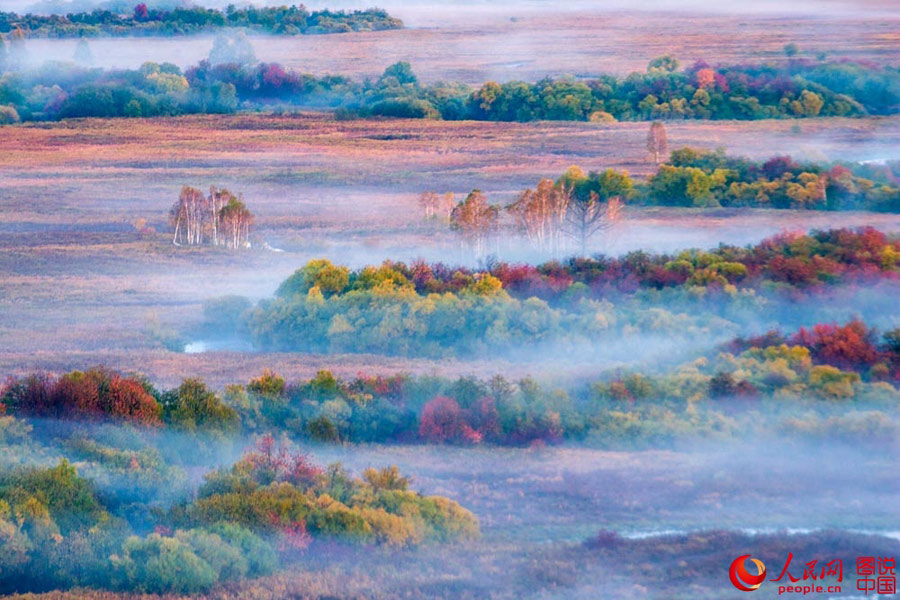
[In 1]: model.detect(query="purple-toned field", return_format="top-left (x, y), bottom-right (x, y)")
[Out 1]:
top-left (2, 4), bottom-right (900, 598)
top-left (19, 3), bottom-right (900, 83)
top-left (2, 114), bottom-right (900, 384)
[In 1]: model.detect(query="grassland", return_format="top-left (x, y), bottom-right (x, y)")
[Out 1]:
top-left (20, 7), bottom-right (900, 82)
top-left (2, 113), bottom-right (900, 385)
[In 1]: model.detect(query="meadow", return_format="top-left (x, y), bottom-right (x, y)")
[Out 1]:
top-left (2, 2), bottom-right (900, 598)
top-left (3, 113), bottom-right (900, 384)
top-left (19, 6), bottom-right (900, 80)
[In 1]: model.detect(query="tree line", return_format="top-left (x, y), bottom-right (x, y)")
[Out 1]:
top-left (4, 313), bottom-right (899, 448)
top-left (0, 4), bottom-right (402, 38)
top-left (639, 146), bottom-right (900, 211)
top-left (218, 227), bottom-right (900, 358)
top-left (435, 146), bottom-right (900, 257)
top-left (1, 52), bottom-right (898, 124)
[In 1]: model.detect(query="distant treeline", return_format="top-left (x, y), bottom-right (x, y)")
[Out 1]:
top-left (374, 227), bottom-right (900, 297)
top-left (0, 5), bottom-right (403, 37)
top-left (0, 54), bottom-right (898, 124)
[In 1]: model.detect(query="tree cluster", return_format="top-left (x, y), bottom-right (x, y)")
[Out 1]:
top-left (1, 368), bottom-right (239, 432)
top-left (0, 428), bottom-right (472, 595)
top-left (170, 185), bottom-right (253, 249)
top-left (639, 147), bottom-right (900, 211)
top-left (0, 5), bottom-right (402, 38)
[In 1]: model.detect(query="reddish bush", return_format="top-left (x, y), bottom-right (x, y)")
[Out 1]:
top-left (1, 369), bottom-right (160, 424)
top-left (244, 434), bottom-right (323, 486)
top-left (418, 396), bottom-right (465, 442)
top-left (791, 320), bottom-right (881, 371)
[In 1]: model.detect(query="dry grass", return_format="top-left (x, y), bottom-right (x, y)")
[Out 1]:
top-left (2, 113), bottom-right (900, 384)
top-left (19, 7), bottom-right (900, 84)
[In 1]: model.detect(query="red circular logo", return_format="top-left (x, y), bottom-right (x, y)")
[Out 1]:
top-left (730, 554), bottom-right (767, 592)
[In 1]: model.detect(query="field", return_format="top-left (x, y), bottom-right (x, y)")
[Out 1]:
top-left (2, 2), bottom-right (900, 598)
top-left (4, 442), bottom-right (899, 599)
top-left (3, 114), bottom-right (900, 384)
top-left (20, 5), bottom-right (900, 82)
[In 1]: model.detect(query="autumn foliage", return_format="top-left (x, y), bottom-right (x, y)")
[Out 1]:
top-left (1, 368), bottom-right (160, 424)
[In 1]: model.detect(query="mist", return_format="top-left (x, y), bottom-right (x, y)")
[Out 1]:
top-left (3, 0), bottom-right (900, 597)
top-left (1, 408), bottom-right (897, 597)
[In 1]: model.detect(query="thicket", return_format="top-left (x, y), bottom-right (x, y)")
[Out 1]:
top-left (0, 430), bottom-right (475, 595)
top-left (4, 318), bottom-right (898, 447)
top-left (1, 55), bottom-right (897, 123)
top-left (635, 147), bottom-right (900, 211)
top-left (0, 5), bottom-right (402, 38)
top-left (234, 228), bottom-right (900, 358)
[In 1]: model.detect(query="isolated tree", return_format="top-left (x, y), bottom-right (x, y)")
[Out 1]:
top-left (218, 196), bottom-right (254, 249)
top-left (783, 43), bottom-right (799, 57)
top-left (170, 186), bottom-right (208, 246)
top-left (507, 178), bottom-right (571, 254)
top-left (565, 169), bottom-right (628, 256)
top-left (450, 190), bottom-right (499, 257)
top-left (647, 121), bottom-right (668, 164)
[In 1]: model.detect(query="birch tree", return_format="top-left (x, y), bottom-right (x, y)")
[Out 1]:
top-left (507, 178), bottom-right (571, 255)
top-left (170, 186), bottom-right (208, 246)
top-left (449, 190), bottom-right (499, 257)
top-left (218, 196), bottom-right (254, 249)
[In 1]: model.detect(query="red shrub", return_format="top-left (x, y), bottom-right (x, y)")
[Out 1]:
top-left (418, 395), bottom-right (465, 442)
top-left (791, 320), bottom-right (881, 371)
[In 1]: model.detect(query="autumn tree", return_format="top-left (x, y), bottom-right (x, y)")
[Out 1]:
top-left (218, 195), bottom-right (253, 249)
top-left (450, 190), bottom-right (499, 257)
top-left (418, 191), bottom-right (454, 220)
top-left (564, 169), bottom-right (628, 256)
top-left (507, 178), bottom-right (571, 254)
top-left (207, 186), bottom-right (231, 246)
top-left (648, 55), bottom-right (679, 73)
top-left (418, 396), bottom-right (465, 442)
top-left (170, 186), bottom-right (253, 249)
top-left (171, 185), bottom-right (207, 246)
top-left (647, 121), bottom-right (668, 164)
